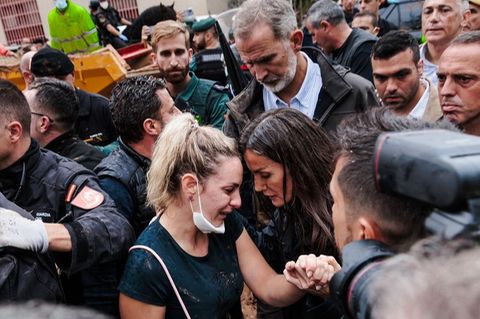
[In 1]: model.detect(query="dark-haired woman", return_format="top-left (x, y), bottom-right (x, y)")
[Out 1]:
top-left (240, 108), bottom-right (339, 318)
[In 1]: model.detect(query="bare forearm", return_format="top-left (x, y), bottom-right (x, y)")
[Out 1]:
top-left (121, 18), bottom-right (131, 26)
top-left (44, 223), bottom-right (72, 252)
top-left (106, 24), bottom-right (120, 36)
top-left (260, 274), bottom-right (305, 307)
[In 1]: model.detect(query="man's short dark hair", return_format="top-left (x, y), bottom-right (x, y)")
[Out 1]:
top-left (29, 78), bottom-right (79, 132)
top-left (353, 11), bottom-right (378, 27)
top-left (110, 75), bottom-right (167, 144)
top-left (335, 108), bottom-right (456, 250)
top-left (371, 30), bottom-right (420, 64)
top-left (0, 79), bottom-right (31, 135)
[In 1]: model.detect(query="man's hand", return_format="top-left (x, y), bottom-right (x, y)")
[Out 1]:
top-left (0, 208), bottom-right (48, 253)
top-left (284, 254), bottom-right (341, 298)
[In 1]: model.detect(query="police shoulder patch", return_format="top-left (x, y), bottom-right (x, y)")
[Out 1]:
top-left (71, 186), bottom-right (104, 210)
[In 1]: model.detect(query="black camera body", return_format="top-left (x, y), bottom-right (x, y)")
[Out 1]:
top-left (330, 129), bottom-right (480, 319)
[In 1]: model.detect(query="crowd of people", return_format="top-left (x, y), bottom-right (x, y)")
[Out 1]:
top-left (1, 0), bottom-right (480, 318)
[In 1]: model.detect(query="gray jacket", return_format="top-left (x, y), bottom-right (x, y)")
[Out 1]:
top-left (224, 50), bottom-right (379, 139)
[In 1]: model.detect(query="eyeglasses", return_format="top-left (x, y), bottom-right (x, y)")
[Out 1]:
top-left (31, 112), bottom-right (54, 123)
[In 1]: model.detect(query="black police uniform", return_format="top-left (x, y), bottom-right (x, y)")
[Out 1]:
top-left (0, 193), bottom-right (64, 302)
top-left (92, 7), bottom-right (126, 49)
top-left (0, 139), bottom-right (135, 314)
top-left (75, 88), bottom-right (118, 146)
top-left (45, 130), bottom-right (105, 170)
top-left (191, 17), bottom-right (227, 85)
top-left (193, 47), bottom-right (227, 85)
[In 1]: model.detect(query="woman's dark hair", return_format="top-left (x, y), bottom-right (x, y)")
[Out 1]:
top-left (240, 108), bottom-right (336, 256)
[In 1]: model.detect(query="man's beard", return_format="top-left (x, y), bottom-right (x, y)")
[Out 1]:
top-left (161, 64), bottom-right (189, 84)
top-left (261, 48), bottom-right (297, 93)
top-left (195, 38), bottom-right (206, 52)
top-left (383, 80), bottom-right (420, 113)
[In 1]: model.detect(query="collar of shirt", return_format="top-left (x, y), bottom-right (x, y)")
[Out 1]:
top-left (262, 52), bottom-right (322, 119)
top-left (410, 78), bottom-right (430, 119)
top-left (419, 44), bottom-right (439, 87)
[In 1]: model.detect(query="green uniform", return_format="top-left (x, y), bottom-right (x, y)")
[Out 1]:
top-left (176, 72), bottom-right (229, 129)
top-left (48, 0), bottom-right (101, 54)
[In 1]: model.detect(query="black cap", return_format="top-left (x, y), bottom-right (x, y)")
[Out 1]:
top-left (31, 47), bottom-right (74, 77)
top-left (89, 0), bottom-right (100, 10)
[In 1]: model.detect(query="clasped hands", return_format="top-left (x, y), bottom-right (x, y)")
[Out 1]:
top-left (283, 254), bottom-right (341, 298)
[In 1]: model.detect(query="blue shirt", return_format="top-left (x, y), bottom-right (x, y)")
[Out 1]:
top-left (263, 52), bottom-right (322, 119)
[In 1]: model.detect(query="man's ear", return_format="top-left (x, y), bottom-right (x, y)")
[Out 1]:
top-left (143, 118), bottom-right (161, 136)
top-left (188, 47), bottom-right (193, 61)
top-left (417, 59), bottom-right (424, 75)
top-left (6, 121), bottom-right (23, 143)
top-left (151, 51), bottom-right (157, 65)
top-left (461, 9), bottom-right (471, 29)
top-left (372, 26), bottom-right (380, 36)
top-left (357, 216), bottom-right (384, 241)
top-left (290, 29), bottom-right (304, 51)
top-left (320, 20), bottom-right (330, 32)
top-left (39, 116), bottom-right (52, 133)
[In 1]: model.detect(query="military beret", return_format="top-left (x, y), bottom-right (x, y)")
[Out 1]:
top-left (31, 47), bottom-right (74, 77)
top-left (192, 17), bottom-right (217, 32)
top-left (470, 0), bottom-right (480, 6)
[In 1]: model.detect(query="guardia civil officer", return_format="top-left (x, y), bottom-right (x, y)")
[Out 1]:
top-left (0, 79), bottom-right (134, 315)
top-left (150, 20), bottom-right (229, 129)
top-left (190, 17), bottom-right (228, 86)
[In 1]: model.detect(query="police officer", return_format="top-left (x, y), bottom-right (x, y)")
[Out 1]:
top-left (0, 79), bottom-right (134, 315)
top-left (30, 47), bottom-right (118, 148)
top-left (0, 193), bottom-right (63, 302)
top-left (90, 0), bottom-right (126, 48)
top-left (190, 17), bottom-right (228, 86)
top-left (24, 78), bottom-right (105, 170)
top-left (150, 20), bottom-right (229, 129)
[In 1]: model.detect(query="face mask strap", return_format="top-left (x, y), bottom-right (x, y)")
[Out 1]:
top-left (189, 178), bottom-right (205, 215)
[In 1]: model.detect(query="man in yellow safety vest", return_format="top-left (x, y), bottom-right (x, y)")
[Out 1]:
top-left (48, 0), bottom-right (101, 54)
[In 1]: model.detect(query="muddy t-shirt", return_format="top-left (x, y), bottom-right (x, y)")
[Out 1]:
top-left (119, 212), bottom-right (245, 318)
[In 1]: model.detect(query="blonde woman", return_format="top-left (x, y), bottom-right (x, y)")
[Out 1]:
top-left (118, 113), bottom-right (309, 319)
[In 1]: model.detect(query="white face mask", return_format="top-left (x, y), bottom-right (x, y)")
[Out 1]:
top-left (190, 179), bottom-right (225, 234)
top-left (55, 0), bottom-right (68, 11)
top-left (100, 1), bottom-right (109, 9)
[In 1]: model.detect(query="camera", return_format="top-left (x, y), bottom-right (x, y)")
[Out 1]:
top-left (330, 129), bottom-right (480, 319)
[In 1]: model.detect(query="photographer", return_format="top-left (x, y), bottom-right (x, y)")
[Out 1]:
top-left (369, 237), bottom-right (480, 319)
top-left (284, 109), bottom-right (456, 312)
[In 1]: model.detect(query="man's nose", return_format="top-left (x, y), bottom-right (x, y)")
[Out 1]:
top-left (386, 78), bottom-right (398, 93)
top-left (251, 64), bottom-right (269, 82)
top-left (440, 76), bottom-right (456, 97)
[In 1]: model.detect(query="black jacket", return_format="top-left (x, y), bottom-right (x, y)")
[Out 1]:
top-left (224, 49), bottom-right (379, 138)
top-left (45, 130), bottom-right (105, 170)
top-left (0, 193), bottom-right (64, 302)
top-left (0, 140), bottom-right (135, 306)
top-left (95, 138), bottom-right (154, 237)
top-left (75, 89), bottom-right (117, 146)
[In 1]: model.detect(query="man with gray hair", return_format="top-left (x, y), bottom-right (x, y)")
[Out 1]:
top-left (438, 31), bottom-right (480, 136)
top-left (224, 0), bottom-right (377, 138)
top-left (306, 0), bottom-right (377, 82)
top-left (420, 0), bottom-right (470, 87)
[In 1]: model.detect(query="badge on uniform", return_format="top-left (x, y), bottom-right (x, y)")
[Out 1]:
top-left (71, 186), bottom-right (104, 210)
